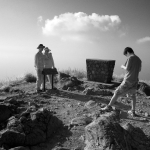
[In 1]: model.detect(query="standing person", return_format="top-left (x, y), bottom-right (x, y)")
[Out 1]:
top-left (34, 44), bottom-right (45, 93)
top-left (101, 47), bottom-right (142, 116)
top-left (43, 47), bottom-right (55, 89)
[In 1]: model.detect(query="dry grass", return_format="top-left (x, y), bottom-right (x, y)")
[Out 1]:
top-left (60, 68), bottom-right (87, 79)
top-left (0, 77), bottom-right (23, 88)
top-left (1, 69), bottom-right (150, 88)
top-left (24, 73), bottom-right (37, 83)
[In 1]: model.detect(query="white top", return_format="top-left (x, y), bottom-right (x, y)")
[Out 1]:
top-left (44, 53), bottom-right (55, 68)
top-left (34, 52), bottom-right (44, 70)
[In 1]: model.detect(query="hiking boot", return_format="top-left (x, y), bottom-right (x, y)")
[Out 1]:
top-left (101, 105), bottom-right (113, 111)
top-left (128, 110), bottom-right (137, 117)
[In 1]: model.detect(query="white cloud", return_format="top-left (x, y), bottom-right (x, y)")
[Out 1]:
top-left (38, 16), bottom-right (43, 23)
top-left (137, 37), bottom-right (150, 44)
top-left (42, 12), bottom-right (121, 41)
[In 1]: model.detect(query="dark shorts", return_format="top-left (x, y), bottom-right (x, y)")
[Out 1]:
top-left (114, 80), bottom-right (138, 96)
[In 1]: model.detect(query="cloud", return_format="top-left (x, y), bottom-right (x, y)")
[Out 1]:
top-left (137, 37), bottom-right (150, 44)
top-left (38, 16), bottom-right (43, 23)
top-left (42, 12), bottom-right (121, 41)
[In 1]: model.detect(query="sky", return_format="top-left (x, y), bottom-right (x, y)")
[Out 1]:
top-left (0, 0), bottom-right (150, 81)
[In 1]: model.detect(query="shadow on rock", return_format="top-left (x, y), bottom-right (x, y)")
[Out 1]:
top-left (0, 108), bottom-right (65, 150)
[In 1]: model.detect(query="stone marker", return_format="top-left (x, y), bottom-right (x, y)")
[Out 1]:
top-left (86, 59), bottom-right (115, 83)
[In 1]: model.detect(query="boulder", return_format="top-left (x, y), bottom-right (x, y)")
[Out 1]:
top-left (62, 77), bottom-right (83, 90)
top-left (46, 115), bottom-right (63, 138)
top-left (138, 82), bottom-right (150, 96)
top-left (0, 108), bottom-right (63, 148)
top-left (0, 130), bottom-right (25, 148)
top-left (25, 128), bottom-right (46, 146)
top-left (84, 110), bottom-right (150, 150)
top-left (0, 104), bottom-right (12, 123)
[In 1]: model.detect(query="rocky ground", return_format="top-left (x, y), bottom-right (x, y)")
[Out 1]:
top-left (0, 75), bottom-right (150, 150)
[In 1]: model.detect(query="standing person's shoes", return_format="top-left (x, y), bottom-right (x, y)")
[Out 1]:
top-left (101, 105), bottom-right (113, 111)
top-left (36, 89), bottom-right (42, 93)
top-left (41, 88), bottom-right (48, 92)
top-left (52, 87), bottom-right (57, 90)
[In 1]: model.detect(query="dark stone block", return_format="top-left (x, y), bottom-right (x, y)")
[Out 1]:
top-left (86, 59), bottom-right (115, 83)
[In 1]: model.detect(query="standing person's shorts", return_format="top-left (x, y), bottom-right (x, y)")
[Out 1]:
top-left (114, 80), bottom-right (138, 96)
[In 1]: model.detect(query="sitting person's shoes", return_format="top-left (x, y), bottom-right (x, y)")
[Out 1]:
top-left (101, 105), bottom-right (113, 111)
top-left (128, 110), bottom-right (137, 117)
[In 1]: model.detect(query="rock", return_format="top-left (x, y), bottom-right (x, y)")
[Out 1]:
top-left (17, 107), bottom-right (27, 114)
top-left (84, 100), bottom-right (97, 109)
top-left (145, 112), bottom-right (149, 117)
top-left (139, 117), bottom-right (148, 121)
top-left (138, 82), bottom-right (150, 96)
top-left (84, 110), bottom-right (150, 150)
top-left (146, 122), bottom-right (150, 126)
top-left (59, 72), bottom-right (70, 80)
top-left (20, 110), bottom-right (30, 118)
top-left (82, 88), bottom-right (93, 95)
top-left (0, 85), bottom-right (12, 92)
top-left (61, 76), bottom-right (83, 90)
top-left (0, 104), bottom-right (12, 123)
top-left (84, 111), bottom-right (122, 150)
top-left (5, 98), bottom-right (18, 105)
top-left (71, 116), bottom-right (93, 126)
top-left (9, 146), bottom-right (30, 150)
top-left (7, 117), bottom-right (23, 133)
top-left (46, 115), bottom-right (63, 138)
top-left (0, 96), bottom-right (7, 102)
top-left (52, 147), bottom-right (70, 150)
top-left (67, 87), bottom-right (74, 91)
top-left (123, 123), bottom-right (150, 147)
top-left (0, 107), bottom-right (63, 148)
top-left (0, 129), bottom-right (25, 148)
top-left (83, 87), bottom-right (113, 96)
top-left (138, 109), bottom-right (143, 113)
top-left (25, 128), bottom-right (46, 146)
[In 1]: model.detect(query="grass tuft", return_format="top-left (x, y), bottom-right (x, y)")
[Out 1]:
top-left (24, 73), bottom-right (37, 83)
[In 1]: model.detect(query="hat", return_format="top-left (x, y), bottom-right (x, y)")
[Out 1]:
top-left (37, 44), bottom-right (45, 49)
top-left (44, 47), bottom-right (51, 51)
